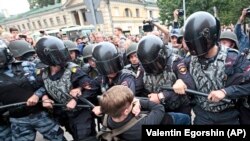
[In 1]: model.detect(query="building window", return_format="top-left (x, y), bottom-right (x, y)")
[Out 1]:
top-left (22, 24), bottom-right (25, 30)
top-left (81, 9), bottom-right (87, 22)
top-left (114, 7), bottom-right (119, 16)
top-left (32, 22), bottom-right (36, 29)
top-left (149, 10), bottom-right (153, 18)
top-left (43, 19), bottom-right (48, 27)
top-left (125, 8), bottom-right (132, 17)
top-left (50, 18), bottom-right (54, 26)
top-left (63, 15), bottom-right (67, 24)
top-left (27, 23), bottom-right (31, 30)
top-left (37, 20), bottom-right (42, 28)
top-left (56, 16), bottom-right (61, 25)
top-left (17, 25), bottom-right (21, 31)
top-left (136, 8), bottom-right (140, 17)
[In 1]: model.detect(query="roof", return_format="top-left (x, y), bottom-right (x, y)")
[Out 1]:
top-left (0, 3), bottom-right (62, 24)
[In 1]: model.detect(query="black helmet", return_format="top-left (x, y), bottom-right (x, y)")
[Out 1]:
top-left (82, 44), bottom-right (95, 63)
top-left (92, 42), bottom-right (123, 75)
top-left (137, 35), bottom-right (166, 74)
top-left (35, 36), bottom-right (70, 66)
top-left (8, 40), bottom-right (35, 58)
top-left (184, 11), bottom-right (220, 56)
top-left (63, 40), bottom-right (80, 54)
top-left (126, 43), bottom-right (138, 58)
top-left (0, 46), bottom-right (14, 69)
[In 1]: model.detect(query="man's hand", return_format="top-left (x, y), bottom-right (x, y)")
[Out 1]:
top-left (66, 99), bottom-right (77, 110)
top-left (42, 98), bottom-right (54, 109)
top-left (132, 98), bottom-right (141, 116)
top-left (27, 94), bottom-right (39, 106)
top-left (92, 106), bottom-right (102, 116)
top-left (173, 79), bottom-right (187, 95)
top-left (208, 89), bottom-right (226, 102)
top-left (70, 87), bottom-right (82, 98)
top-left (148, 93), bottom-right (160, 104)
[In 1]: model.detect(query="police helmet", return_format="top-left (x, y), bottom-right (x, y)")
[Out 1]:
top-left (219, 31), bottom-right (239, 49)
top-left (82, 44), bottom-right (95, 63)
top-left (137, 35), bottom-right (166, 74)
top-left (35, 36), bottom-right (70, 66)
top-left (63, 40), bottom-right (80, 54)
top-left (0, 46), bottom-right (14, 69)
top-left (8, 40), bottom-right (35, 58)
top-left (92, 42), bottom-right (123, 75)
top-left (126, 43), bottom-right (138, 58)
top-left (184, 11), bottom-right (220, 56)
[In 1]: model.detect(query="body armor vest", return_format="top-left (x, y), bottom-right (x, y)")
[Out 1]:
top-left (143, 55), bottom-right (188, 110)
top-left (190, 46), bottom-right (234, 112)
top-left (43, 63), bottom-right (77, 104)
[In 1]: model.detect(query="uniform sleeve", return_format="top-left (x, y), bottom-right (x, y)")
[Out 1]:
top-left (120, 74), bottom-right (136, 95)
top-left (223, 51), bottom-right (250, 98)
top-left (172, 57), bottom-right (196, 90)
top-left (71, 67), bottom-right (100, 99)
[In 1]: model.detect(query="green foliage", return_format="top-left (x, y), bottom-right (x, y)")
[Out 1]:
top-left (157, 0), bottom-right (250, 26)
top-left (28, 0), bottom-right (61, 9)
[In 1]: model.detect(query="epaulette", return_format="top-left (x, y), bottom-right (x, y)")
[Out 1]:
top-left (67, 62), bottom-right (79, 73)
top-left (36, 69), bottom-right (41, 75)
top-left (71, 67), bottom-right (77, 73)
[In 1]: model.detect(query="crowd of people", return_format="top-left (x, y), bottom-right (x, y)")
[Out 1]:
top-left (0, 7), bottom-right (250, 141)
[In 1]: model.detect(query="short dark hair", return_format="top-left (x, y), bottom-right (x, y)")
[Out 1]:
top-left (9, 27), bottom-right (18, 33)
top-left (115, 27), bottom-right (123, 32)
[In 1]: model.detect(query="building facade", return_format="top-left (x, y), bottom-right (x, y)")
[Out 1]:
top-left (0, 0), bottom-right (159, 35)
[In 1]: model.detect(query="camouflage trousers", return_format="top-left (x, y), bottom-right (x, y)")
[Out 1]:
top-left (0, 125), bottom-right (11, 141)
top-left (10, 111), bottom-right (64, 141)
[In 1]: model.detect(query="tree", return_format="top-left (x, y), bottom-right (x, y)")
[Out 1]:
top-left (28, 0), bottom-right (61, 9)
top-left (157, 0), bottom-right (250, 26)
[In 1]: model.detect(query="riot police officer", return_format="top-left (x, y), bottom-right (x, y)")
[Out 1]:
top-left (63, 40), bottom-right (84, 67)
top-left (219, 31), bottom-right (239, 49)
top-left (35, 36), bottom-right (98, 140)
top-left (0, 40), bottom-right (64, 140)
top-left (175, 11), bottom-right (250, 124)
top-left (8, 40), bottom-right (36, 62)
top-left (0, 40), bottom-right (12, 141)
top-left (92, 42), bottom-right (136, 94)
top-left (82, 44), bottom-right (99, 79)
top-left (137, 35), bottom-right (193, 124)
top-left (124, 43), bottom-right (146, 97)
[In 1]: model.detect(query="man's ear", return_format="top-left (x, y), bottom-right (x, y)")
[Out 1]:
top-left (123, 105), bottom-right (131, 116)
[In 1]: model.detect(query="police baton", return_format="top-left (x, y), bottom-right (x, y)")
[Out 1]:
top-left (0, 102), bottom-right (26, 110)
top-left (160, 86), bottom-right (231, 103)
top-left (77, 96), bottom-right (95, 108)
top-left (53, 103), bottom-right (91, 108)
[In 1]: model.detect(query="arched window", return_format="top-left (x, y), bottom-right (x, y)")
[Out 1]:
top-left (125, 8), bottom-right (132, 17)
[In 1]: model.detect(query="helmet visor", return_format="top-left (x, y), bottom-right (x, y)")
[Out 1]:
top-left (185, 36), bottom-right (209, 56)
top-left (95, 55), bottom-right (123, 75)
top-left (141, 53), bottom-right (165, 74)
top-left (47, 48), bottom-right (70, 66)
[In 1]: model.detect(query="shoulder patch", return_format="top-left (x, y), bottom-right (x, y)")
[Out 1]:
top-left (177, 63), bottom-right (187, 74)
top-left (71, 67), bottom-right (77, 73)
top-left (36, 69), bottom-right (41, 75)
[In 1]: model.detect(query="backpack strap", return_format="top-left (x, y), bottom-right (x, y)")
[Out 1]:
top-left (97, 114), bottom-right (147, 141)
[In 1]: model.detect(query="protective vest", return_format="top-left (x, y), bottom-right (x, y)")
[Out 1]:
top-left (43, 62), bottom-right (78, 104)
top-left (189, 46), bottom-right (234, 112)
top-left (143, 54), bottom-right (189, 110)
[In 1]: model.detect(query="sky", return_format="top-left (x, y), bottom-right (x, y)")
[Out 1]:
top-left (0, 0), bottom-right (30, 15)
